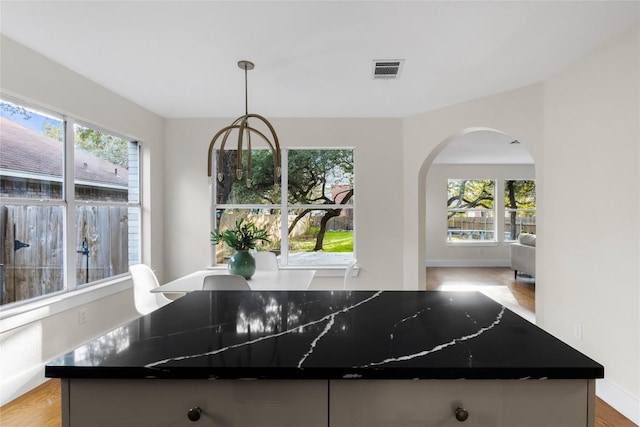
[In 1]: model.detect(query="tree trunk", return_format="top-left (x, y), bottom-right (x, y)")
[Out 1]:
top-left (507, 180), bottom-right (517, 239)
top-left (313, 209), bottom-right (340, 251)
top-left (288, 209), bottom-right (312, 235)
top-left (313, 189), bottom-right (354, 251)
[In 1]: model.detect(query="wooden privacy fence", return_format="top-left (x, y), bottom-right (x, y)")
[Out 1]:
top-left (447, 217), bottom-right (536, 240)
top-left (308, 211), bottom-right (353, 231)
top-left (0, 205), bottom-right (129, 305)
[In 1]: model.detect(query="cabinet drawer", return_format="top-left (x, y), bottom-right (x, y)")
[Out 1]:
top-left (330, 379), bottom-right (591, 427)
top-left (65, 379), bottom-right (328, 427)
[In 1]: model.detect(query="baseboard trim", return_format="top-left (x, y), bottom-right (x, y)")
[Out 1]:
top-left (426, 259), bottom-right (511, 268)
top-left (597, 378), bottom-right (640, 425)
top-left (0, 364), bottom-right (46, 407)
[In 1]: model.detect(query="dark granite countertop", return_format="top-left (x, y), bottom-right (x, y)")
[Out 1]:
top-left (45, 291), bottom-right (603, 380)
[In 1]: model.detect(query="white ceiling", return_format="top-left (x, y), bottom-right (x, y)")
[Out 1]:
top-left (1, 1), bottom-right (638, 164)
top-left (1, 1), bottom-right (638, 119)
top-left (432, 130), bottom-right (532, 165)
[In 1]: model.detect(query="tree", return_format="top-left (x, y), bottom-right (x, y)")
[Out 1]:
top-left (447, 179), bottom-right (495, 219)
top-left (217, 149), bottom-right (354, 251)
top-left (74, 126), bottom-right (129, 168)
top-left (42, 122), bottom-right (128, 167)
top-left (505, 180), bottom-right (536, 239)
top-left (217, 150), bottom-right (280, 205)
top-left (286, 150), bottom-right (353, 250)
top-left (0, 101), bottom-right (32, 120)
top-left (44, 121), bottom-right (62, 141)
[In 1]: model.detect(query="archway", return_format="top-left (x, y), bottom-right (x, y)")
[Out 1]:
top-left (417, 127), bottom-right (536, 291)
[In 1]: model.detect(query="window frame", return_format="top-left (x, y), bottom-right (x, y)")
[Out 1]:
top-left (71, 120), bottom-right (141, 284)
top-left (210, 147), bottom-right (355, 268)
top-left (446, 178), bottom-right (497, 244)
top-left (0, 95), bottom-right (141, 309)
top-left (503, 179), bottom-right (536, 242)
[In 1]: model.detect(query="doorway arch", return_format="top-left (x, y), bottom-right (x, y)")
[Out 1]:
top-left (415, 126), bottom-right (536, 290)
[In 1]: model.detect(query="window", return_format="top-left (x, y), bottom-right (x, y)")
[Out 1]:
top-left (0, 98), bottom-right (140, 307)
top-left (447, 179), bottom-right (495, 241)
top-left (212, 148), bottom-right (354, 266)
top-left (504, 180), bottom-right (536, 240)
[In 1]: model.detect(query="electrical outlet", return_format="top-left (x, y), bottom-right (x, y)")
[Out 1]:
top-left (573, 324), bottom-right (582, 341)
top-left (78, 308), bottom-right (88, 324)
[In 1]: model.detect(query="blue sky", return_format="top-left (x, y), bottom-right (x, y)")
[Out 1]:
top-left (1, 101), bottom-right (62, 133)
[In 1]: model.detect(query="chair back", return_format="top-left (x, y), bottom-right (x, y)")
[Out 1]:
top-left (252, 251), bottom-right (279, 271)
top-left (343, 258), bottom-right (358, 290)
top-left (130, 264), bottom-right (172, 315)
top-left (202, 274), bottom-right (251, 290)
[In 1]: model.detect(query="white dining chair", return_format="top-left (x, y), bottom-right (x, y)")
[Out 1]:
top-left (343, 258), bottom-right (358, 290)
top-left (130, 264), bottom-right (172, 315)
top-left (202, 274), bottom-right (251, 290)
top-left (252, 251), bottom-right (279, 271)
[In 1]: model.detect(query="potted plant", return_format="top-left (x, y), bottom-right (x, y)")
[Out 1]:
top-left (210, 218), bottom-right (270, 279)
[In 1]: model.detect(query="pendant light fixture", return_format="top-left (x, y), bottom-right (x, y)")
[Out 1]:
top-left (207, 60), bottom-right (282, 189)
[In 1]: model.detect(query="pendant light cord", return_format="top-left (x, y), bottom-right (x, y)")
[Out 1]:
top-left (244, 64), bottom-right (249, 115)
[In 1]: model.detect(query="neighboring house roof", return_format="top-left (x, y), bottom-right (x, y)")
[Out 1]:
top-left (0, 117), bottom-right (128, 187)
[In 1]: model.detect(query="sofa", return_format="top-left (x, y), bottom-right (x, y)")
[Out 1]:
top-left (509, 233), bottom-right (535, 280)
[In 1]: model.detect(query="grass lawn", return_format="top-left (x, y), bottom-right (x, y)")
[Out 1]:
top-left (290, 231), bottom-right (353, 252)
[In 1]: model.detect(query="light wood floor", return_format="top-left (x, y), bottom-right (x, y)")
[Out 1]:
top-left (0, 268), bottom-right (636, 427)
top-left (1, 379), bottom-right (61, 427)
top-left (428, 266), bottom-right (536, 318)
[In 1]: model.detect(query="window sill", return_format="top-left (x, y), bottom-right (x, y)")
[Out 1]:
top-left (445, 241), bottom-right (500, 247)
top-left (207, 265), bottom-right (356, 278)
top-left (0, 276), bottom-right (132, 334)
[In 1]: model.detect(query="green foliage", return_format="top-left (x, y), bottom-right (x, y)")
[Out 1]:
top-left (216, 149), bottom-right (354, 251)
top-left (504, 180), bottom-right (536, 210)
top-left (210, 218), bottom-right (270, 251)
top-left (75, 125), bottom-right (129, 168)
top-left (219, 149), bottom-right (353, 205)
top-left (303, 226), bottom-right (320, 238)
top-left (224, 150), bottom-right (280, 204)
top-left (39, 121), bottom-right (129, 168)
top-left (447, 179), bottom-right (495, 219)
top-left (287, 149), bottom-right (353, 204)
top-left (44, 121), bottom-right (62, 141)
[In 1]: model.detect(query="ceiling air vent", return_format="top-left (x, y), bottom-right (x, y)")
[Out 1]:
top-left (372, 59), bottom-right (404, 79)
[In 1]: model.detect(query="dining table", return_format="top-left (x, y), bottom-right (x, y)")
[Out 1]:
top-left (151, 268), bottom-right (316, 293)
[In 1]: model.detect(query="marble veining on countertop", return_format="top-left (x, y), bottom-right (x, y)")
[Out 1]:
top-left (45, 290), bottom-right (603, 380)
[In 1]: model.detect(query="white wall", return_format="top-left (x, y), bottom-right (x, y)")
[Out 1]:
top-left (402, 24), bottom-right (639, 420)
top-left (426, 163), bottom-right (535, 267)
top-left (163, 118), bottom-right (404, 289)
top-left (402, 84), bottom-right (545, 291)
top-left (0, 36), bottom-right (164, 405)
top-left (542, 25), bottom-right (639, 422)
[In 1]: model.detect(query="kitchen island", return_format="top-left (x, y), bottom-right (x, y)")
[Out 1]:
top-left (46, 290), bottom-right (603, 426)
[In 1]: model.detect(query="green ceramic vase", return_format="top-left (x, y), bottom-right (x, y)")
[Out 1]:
top-left (228, 250), bottom-right (255, 280)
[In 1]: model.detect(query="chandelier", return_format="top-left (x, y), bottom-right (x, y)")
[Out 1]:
top-left (207, 60), bottom-right (281, 189)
